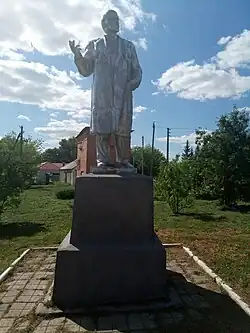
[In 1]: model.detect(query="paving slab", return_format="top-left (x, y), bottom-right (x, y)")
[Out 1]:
top-left (0, 248), bottom-right (249, 332)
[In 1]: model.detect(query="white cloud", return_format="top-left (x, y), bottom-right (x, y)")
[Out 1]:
top-left (35, 119), bottom-right (89, 143)
top-left (69, 71), bottom-right (82, 81)
top-left (157, 130), bottom-right (212, 146)
top-left (170, 132), bottom-right (197, 145)
top-left (133, 37), bottom-right (148, 50)
top-left (17, 115), bottom-right (31, 122)
top-left (0, 1), bottom-right (156, 146)
top-left (50, 112), bottom-right (60, 118)
top-left (0, 59), bottom-right (91, 113)
top-left (134, 105), bottom-right (147, 113)
top-left (217, 36), bottom-right (231, 45)
top-left (67, 109), bottom-right (91, 119)
top-left (0, 49), bottom-right (26, 61)
top-left (153, 60), bottom-right (250, 101)
top-left (216, 30), bottom-right (250, 69)
top-left (238, 106), bottom-right (250, 112)
top-left (0, 1), bottom-right (155, 57)
top-left (157, 132), bottom-right (197, 145)
top-left (154, 29), bottom-right (250, 101)
top-left (133, 105), bottom-right (147, 120)
top-left (0, 0), bottom-right (155, 146)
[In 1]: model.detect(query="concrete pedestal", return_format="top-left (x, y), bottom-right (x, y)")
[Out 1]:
top-left (53, 174), bottom-right (167, 310)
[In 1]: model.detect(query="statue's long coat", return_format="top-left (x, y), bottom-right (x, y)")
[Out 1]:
top-left (74, 35), bottom-right (142, 137)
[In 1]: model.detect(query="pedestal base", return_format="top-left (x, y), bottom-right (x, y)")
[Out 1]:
top-left (53, 174), bottom-right (167, 310)
top-left (52, 232), bottom-right (167, 310)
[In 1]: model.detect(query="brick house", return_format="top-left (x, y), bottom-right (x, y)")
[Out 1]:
top-left (76, 126), bottom-right (118, 175)
top-left (60, 126), bottom-right (132, 184)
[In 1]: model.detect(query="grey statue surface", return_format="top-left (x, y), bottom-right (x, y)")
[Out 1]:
top-left (69, 10), bottom-right (142, 169)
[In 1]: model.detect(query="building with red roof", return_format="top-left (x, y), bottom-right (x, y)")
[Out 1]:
top-left (36, 162), bottom-right (64, 184)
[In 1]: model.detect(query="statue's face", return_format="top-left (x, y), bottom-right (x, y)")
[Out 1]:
top-left (103, 11), bottom-right (119, 34)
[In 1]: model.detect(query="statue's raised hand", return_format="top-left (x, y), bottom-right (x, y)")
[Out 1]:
top-left (69, 40), bottom-right (82, 58)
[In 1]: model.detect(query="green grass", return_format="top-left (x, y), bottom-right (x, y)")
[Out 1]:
top-left (0, 183), bottom-right (72, 273)
top-left (0, 186), bottom-right (249, 303)
top-left (155, 200), bottom-right (250, 303)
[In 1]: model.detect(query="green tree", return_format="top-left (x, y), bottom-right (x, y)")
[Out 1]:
top-left (0, 133), bottom-right (41, 216)
top-left (156, 159), bottom-right (194, 214)
top-left (190, 147), bottom-right (194, 157)
top-left (1, 133), bottom-right (42, 185)
top-left (182, 140), bottom-right (192, 159)
top-left (194, 107), bottom-right (250, 205)
top-left (57, 138), bottom-right (76, 162)
top-left (42, 147), bottom-right (61, 163)
top-left (131, 145), bottom-right (166, 177)
top-left (0, 146), bottom-right (22, 215)
top-left (42, 137), bottom-right (76, 163)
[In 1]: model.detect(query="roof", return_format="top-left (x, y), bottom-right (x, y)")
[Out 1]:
top-left (60, 159), bottom-right (78, 170)
top-left (39, 162), bottom-right (64, 171)
top-left (76, 126), bottom-right (90, 139)
top-left (55, 163), bottom-right (65, 168)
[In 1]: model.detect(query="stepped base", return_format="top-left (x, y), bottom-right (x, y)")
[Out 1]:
top-left (52, 232), bottom-right (167, 310)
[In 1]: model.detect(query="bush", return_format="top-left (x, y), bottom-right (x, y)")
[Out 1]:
top-left (195, 184), bottom-right (218, 200)
top-left (155, 159), bottom-right (194, 214)
top-left (56, 188), bottom-right (75, 200)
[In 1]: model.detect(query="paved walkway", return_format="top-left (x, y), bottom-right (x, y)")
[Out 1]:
top-left (0, 248), bottom-right (249, 332)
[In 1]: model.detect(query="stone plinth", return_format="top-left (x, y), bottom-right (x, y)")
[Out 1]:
top-left (52, 174), bottom-right (166, 310)
top-left (71, 174), bottom-right (153, 246)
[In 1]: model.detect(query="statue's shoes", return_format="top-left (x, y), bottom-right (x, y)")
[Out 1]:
top-left (93, 161), bottom-right (137, 174)
top-left (97, 161), bottom-right (116, 168)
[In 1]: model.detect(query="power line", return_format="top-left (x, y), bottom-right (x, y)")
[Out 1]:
top-left (166, 128), bottom-right (170, 162)
top-left (5, 127), bottom-right (25, 167)
top-left (150, 121), bottom-right (155, 177)
top-left (141, 135), bottom-right (144, 175)
top-left (155, 125), bottom-right (215, 131)
top-left (156, 126), bottom-right (195, 130)
top-left (20, 125), bottom-right (24, 157)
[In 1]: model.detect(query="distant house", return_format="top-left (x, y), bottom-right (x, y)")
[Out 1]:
top-left (59, 159), bottom-right (78, 186)
top-left (36, 162), bottom-right (64, 184)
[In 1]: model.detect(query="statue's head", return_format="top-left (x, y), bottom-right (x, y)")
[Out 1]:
top-left (101, 10), bottom-right (119, 35)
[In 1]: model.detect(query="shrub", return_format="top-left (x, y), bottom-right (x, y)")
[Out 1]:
top-left (155, 159), bottom-right (194, 214)
top-left (56, 188), bottom-right (75, 200)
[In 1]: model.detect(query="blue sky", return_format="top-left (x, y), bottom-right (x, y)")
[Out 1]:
top-left (0, 0), bottom-right (250, 158)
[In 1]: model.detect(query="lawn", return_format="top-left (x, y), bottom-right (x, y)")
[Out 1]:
top-left (155, 200), bottom-right (250, 303)
top-left (0, 184), bottom-right (72, 273)
top-left (0, 185), bottom-right (249, 303)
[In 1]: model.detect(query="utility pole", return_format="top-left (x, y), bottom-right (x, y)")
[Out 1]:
top-left (141, 135), bottom-right (144, 175)
top-left (166, 127), bottom-right (170, 162)
top-left (150, 122), bottom-right (155, 177)
top-left (20, 125), bottom-right (24, 157)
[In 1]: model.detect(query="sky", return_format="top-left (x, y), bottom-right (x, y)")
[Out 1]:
top-left (0, 0), bottom-right (250, 158)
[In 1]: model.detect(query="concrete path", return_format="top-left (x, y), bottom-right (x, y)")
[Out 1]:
top-left (0, 248), bottom-right (249, 332)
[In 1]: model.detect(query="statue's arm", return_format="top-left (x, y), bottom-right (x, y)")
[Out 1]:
top-left (74, 41), bottom-right (95, 77)
top-left (129, 43), bottom-right (142, 91)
